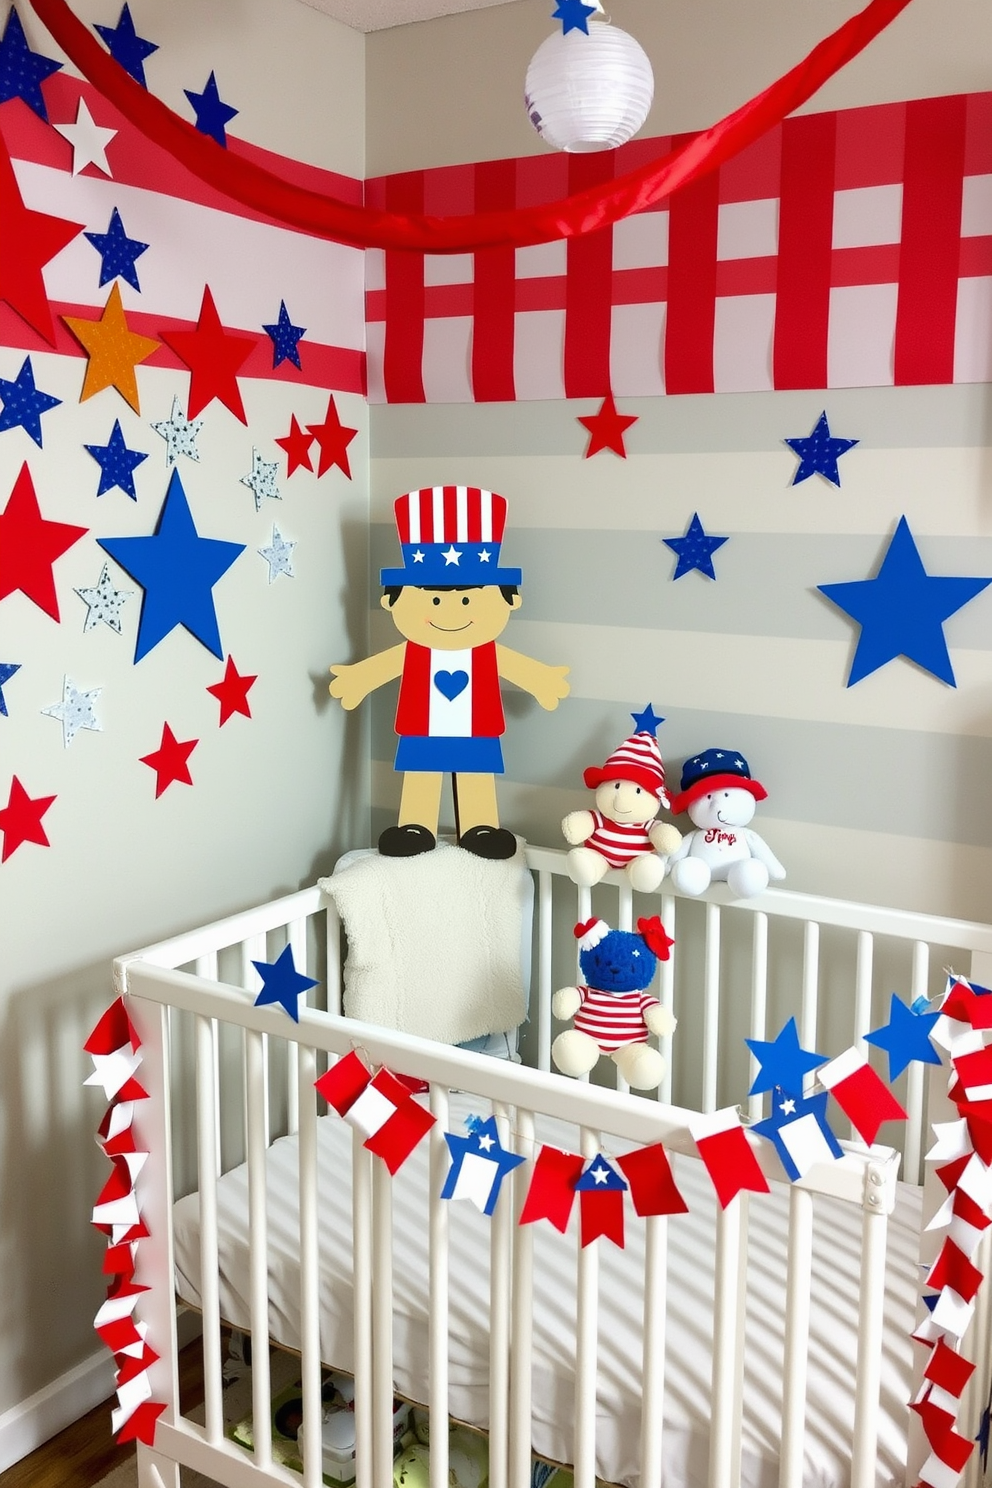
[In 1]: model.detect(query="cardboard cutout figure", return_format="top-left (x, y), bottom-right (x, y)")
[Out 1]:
top-left (330, 487), bottom-right (570, 858)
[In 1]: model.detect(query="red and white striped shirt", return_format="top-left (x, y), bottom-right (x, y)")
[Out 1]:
top-left (573, 987), bottom-right (657, 1052)
top-left (586, 812), bottom-right (655, 869)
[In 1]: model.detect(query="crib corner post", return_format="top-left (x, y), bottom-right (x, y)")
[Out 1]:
top-left (135, 1443), bottom-right (181, 1488)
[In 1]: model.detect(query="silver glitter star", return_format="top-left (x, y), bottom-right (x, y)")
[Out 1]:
top-left (151, 395), bottom-right (203, 465)
top-left (258, 525), bottom-right (296, 583)
top-left (42, 675), bottom-right (103, 747)
top-left (240, 446), bottom-right (281, 511)
top-left (75, 562), bottom-right (133, 634)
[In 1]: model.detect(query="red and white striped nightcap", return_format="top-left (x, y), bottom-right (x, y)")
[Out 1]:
top-left (583, 731), bottom-right (669, 803)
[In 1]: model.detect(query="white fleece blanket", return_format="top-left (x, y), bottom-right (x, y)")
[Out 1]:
top-left (318, 841), bottom-right (530, 1045)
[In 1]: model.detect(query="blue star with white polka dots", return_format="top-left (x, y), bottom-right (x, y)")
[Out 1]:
top-left (184, 71), bottom-right (238, 147)
top-left (95, 4), bottom-right (158, 87)
top-left (84, 419), bottom-right (148, 499)
top-left (0, 7), bottom-right (62, 120)
top-left (0, 357), bottom-right (61, 447)
top-left (0, 661), bottom-right (21, 718)
top-left (85, 207), bottom-right (149, 292)
top-left (262, 301), bottom-right (306, 370)
top-left (784, 411), bottom-right (859, 487)
top-left (662, 513), bottom-right (728, 581)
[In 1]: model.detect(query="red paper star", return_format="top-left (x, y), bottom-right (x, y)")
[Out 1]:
top-left (0, 463), bottom-right (88, 620)
top-left (577, 393), bottom-right (639, 458)
top-left (159, 285), bottom-right (256, 424)
top-left (116, 1400), bottom-right (167, 1445)
top-left (0, 133), bottom-right (84, 344)
top-left (306, 394), bottom-right (358, 478)
top-left (0, 776), bottom-right (56, 862)
top-left (206, 654), bottom-right (256, 725)
top-left (140, 723), bottom-right (198, 797)
top-left (275, 413), bottom-right (315, 476)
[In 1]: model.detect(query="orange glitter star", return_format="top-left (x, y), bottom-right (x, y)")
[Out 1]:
top-left (63, 283), bottom-right (160, 413)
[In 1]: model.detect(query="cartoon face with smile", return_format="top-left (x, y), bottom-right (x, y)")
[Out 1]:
top-left (685, 787), bottom-right (758, 832)
top-left (382, 585), bottom-right (521, 651)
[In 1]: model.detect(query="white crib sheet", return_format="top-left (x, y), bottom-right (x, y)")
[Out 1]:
top-left (172, 1095), bottom-right (922, 1488)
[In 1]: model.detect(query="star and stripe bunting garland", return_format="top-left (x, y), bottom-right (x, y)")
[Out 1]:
top-left (315, 1050), bottom-right (435, 1175)
top-left (84, 997), bottom-right (165, 1446)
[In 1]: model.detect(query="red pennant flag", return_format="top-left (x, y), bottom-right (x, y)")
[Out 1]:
top-left (817, 1047), bottom-right (907, 1145)
top-left (96, 1316), bottom-right (143, 1353)
top-left (316, 1055), bottom-right (435, 1174)
top-left (102, 1242), bottom-right (136, 1278)
top-left (579, 1188), bottom-right (625, 1248)
top-left (936, 1155), bottom-right (972, 1194)
top-left (85, 998), bottom-right (140, 1055)
top-left (924, 1337), bottom-right (976, 1397)
top-left (364, 1095), bottom-right (435, 1176)
top-left (960, 1103), bottom-right (992, 1165)
top-left (615, 1143), bottom-right (689, 1217)
top-left (942, 982), bottom-right (992, 1029)
top-left (927, 1238), bottom-right (985, 1304)
top-left (689, 1108), bottom-right (770, 1209)
top-left (519, 1147), bottom-right (584, 1232)
top-left (116, 1400), bottom-right (167, 1445)
top-left (952, 1046), bottom-right (992, 1101)
top-left (115, 1343), bottom-right (160, 1387)
top-left (952, 1186), bottom-right (992, 1231)
top-left (315, 1049), bottom-right (372, 1114)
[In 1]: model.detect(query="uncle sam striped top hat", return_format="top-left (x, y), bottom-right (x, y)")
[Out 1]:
top-left (380, 486), bottom-right (523, 588)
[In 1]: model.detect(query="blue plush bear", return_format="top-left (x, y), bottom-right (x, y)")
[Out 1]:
top-left (551, 916), bottom-right (676, 1090)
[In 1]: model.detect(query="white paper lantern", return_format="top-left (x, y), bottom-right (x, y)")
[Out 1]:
top-left (524, 18), bottom-right (654, 154)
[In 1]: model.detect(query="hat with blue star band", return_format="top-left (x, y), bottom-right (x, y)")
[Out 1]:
top-left (669, 748), bottom-right (767, 815)
top-left (380, 486), bottom-right (522, 588)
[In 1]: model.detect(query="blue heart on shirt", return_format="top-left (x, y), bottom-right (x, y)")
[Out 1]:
top-left (434, 670), bottom-right (469, 700)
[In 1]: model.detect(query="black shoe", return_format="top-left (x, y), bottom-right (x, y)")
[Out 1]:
top-left (458, 825), bottom-right (517, 860)
top-left (378, 823), bottom-right (436, 857)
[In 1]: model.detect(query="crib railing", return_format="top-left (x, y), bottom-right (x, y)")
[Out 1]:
top-left (114, 847), bottom-right (992, 1488)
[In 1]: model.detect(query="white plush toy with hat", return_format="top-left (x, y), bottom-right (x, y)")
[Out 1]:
top-left (562, 713), bottom-right (682, 893)
top-left (667, 749), bottom-right (785, 898)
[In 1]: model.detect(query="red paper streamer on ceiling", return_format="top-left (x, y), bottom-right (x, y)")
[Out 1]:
top-left (27, 0), bottom-right (913, 252)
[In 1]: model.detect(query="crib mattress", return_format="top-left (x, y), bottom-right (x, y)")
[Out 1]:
top-left (172, 1095), bottom-right (922, 1488)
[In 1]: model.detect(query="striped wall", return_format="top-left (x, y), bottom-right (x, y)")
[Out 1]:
top-left (369, 384), bottom-right (992, 922)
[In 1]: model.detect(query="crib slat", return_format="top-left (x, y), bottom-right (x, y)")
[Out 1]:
top-left (285, 919), bottom-right (307, 1136)
top-left (853, 930), bottom-right (874, 1046)
top-left (779, 1187), bottom-right (814, 1488)
top-left (297, 1043), bottom-right (322, 1488)
top-left (639, 1213), bottom-right (668, 1488)
top-left (710, 1195), bottom-right (746, 1488)
top-left (538, 871), bottom-right (553, 1073)
top-left (574, 1127), bottom-right (600, 1488)
top-left (372, 1157), bottom-right (395, 1488)
top-left (245, 1027), bottom-right (272, 1471)
top-left (352, 1132), bottom-right (375, 1488)
top-left (850, 1200), bottom-right (889, 1488)
top-left (326, 900), bottom-right (343, 1015)
top-left (903, 941), bottom-right (929, 1184)
top-left (800, 920), bottom-right (819, 1061)
top-left (194, 954), bottom-right (220, 1177)
top-left (702, 904), bottom-right (721, 1113)
top-left (194, 1013), bottom-right (224, 1445)
top-left (489, 1102), bottom-right (514, 1488)
top-left (617, 881), bottom-right (633, 932)
top-left (658, 895), bottom-right (675, 1106)
top-left (241, 936), bottom-right (268, 1149)
top-left (747, 913), bottom-right (768, 1123)
top-left (510, 1109), bottom-right (536, 1488)
top-left (429, 1086), bottom-right (450, 1488)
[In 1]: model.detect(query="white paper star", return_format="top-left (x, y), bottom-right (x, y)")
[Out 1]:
top-left (42, 675), bottom-right (103, 746)
top-left (258, 524), bottom-right (296, 582)
top-left (240, 446), bottom-right (280, 511)
top-left (591, 1162), bottom-right (609, 1185)
top-left (442, 545), bottom-right (461, 565)
top-left (779, 1097), bottom-right (796, 1115)
top-left (152, 395), bottom-right (203, 465)
top-left (76, 562), bottom-right (133, 634)
top-left (54, 96), bottom-right (117, 176)
top-left (477, 1132), bottom-right (495, 1152)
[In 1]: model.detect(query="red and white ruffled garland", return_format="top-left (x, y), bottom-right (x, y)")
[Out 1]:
top-left (912, 977), bottom-right (992, 1488)
top-left (85, 997), bottom-right (166, 1445)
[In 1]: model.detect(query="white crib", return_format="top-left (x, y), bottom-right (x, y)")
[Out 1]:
top-left (105, 845), bottom-right (992, 1488)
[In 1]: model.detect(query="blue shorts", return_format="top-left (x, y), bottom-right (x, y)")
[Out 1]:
top-left (394, 735), bottom-right (505, 774)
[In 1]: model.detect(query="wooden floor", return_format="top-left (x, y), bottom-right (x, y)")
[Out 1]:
top-left (0, 1341), bottom-right (206, 1488)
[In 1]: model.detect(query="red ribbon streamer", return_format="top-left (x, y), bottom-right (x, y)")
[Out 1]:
top-left (27, 0), bottom-right (913, 252)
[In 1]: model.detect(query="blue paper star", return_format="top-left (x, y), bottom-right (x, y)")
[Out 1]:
top-left (0, 7), bottom-right (62, 120)
top-left (251, 945), bottom-right (318, 1022)
top-left (84, 207), bottom-right (149, 292)
top-left (551, 0), bottom-right (597, 35)
top-left (0, 661), bottom-right (21, 717)
top-left (94, 4), bottom-right (158, 88)
top-left (746, 1018), bottom-right (827, 1099)
top-left (631, 703), bottom-right (664, 737)
top-left (977, 1398), bottom-right (990, 1471)
top-left (865, 994), bottom-right (942, 1083)
top-left (0, 357), bottom-right (61, 447)
top-left (84, 419), bottom-right (148, 499)
top-left (575, 1154), bottom-right (627, 1191)
top-left (262, 300), bottom-right (306, 370)
top-left (663, 513), bottom-right (728, 580)
top-left (98, 468), bottom-right (245, 663)
top-left (441, 1115), bottom-right (525, 1216)
top-left (785, 411), bottom-right (859, 487)
top-left (184, 71), bottom-right (238, 147)
top-left (818, 516), bottom-right (992, 687)
top-left (753, 1089), bottom-right (843, 1182)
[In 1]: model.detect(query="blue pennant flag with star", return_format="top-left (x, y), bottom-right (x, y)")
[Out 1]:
top-left (865, 993), bottom-right (942, 1083)
top-left (784, 411), bottom-right (859, 487)
top-left (753, 1088), bottom-right (843, 1182)
top-left (441, 1115), bottom-right (525, 1216)
top-left (251, 945), bottom-right (318, 1022)
top-left (95, 4), bottom-right (158, 87)
top-left (663, 513), bottom-right (728, 580)
top-left (85, 419), bottom-right (148, 500)
top-left (0, 7), bottom-right (62, 120)
top-left (0, 357), bottom-right (61, 447)
top-left (746, 1017), bottom-right (827, 1099)
top-left (185, 70), bottom-right (239, 147)
top-left (85, 207), bottom-right (150, 292)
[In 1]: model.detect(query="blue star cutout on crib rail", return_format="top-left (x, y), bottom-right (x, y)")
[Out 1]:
top-left (865, 994), bottom-right (942, 1083)
top-left (85, 207), bottom-right (149, 292)
top-left (817, 516), bottom-right (992, 688)
top-left (251, 945), bottom-right (318, 1022)
top-left (784, 411), bottom-right (859, 487)
top-left (98, 468), bottom-right (244, 663)
top-left (746, 1018), bottom-right (827, 1099)
top-left (0, 7), bottom-right (62, 120)
top-left (0, 662), bottom-right (21, 717)
top-left (262, 301), bottom-right (306, 370)
top-left (752, 1089), bottom-right (842, 1182)
top-left (441, 1115), bottom-right (525, 1216)
top-left (95, 4), bottom-right (158, 87)
top-left (85, 419), bottom-right (148, 499)
top-left (552, 0), bottom-right (597, 34)
top-left (631, 703), bottom-right (664, 737)
top-left (0, 357), bottom-right (61, 447)
top-left (184, 71), bottom-right (238, 147)
top-left (663, 513), bottom-right (728, 581)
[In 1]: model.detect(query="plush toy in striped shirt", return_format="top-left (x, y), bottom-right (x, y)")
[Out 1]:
top-left (552, 917), bottom-right (676, 1090)
top-left (562, 730), bottom-right (682, 892)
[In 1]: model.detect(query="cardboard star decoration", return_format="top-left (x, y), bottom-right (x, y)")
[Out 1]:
top-left (785, 411), bottom-right (859, 487)
top-left (151, 395), bottom-right (202, 465)
top-left (42, 675), bottom-right (103, 747)
top-left (206, 655), bottom-right (256, 725)
top-left (577, 392), bottom-right (638, 458)
top-left (865, 994), bottom-right (943, 1083)
top-left (95, 3), bottom-right (158, 87)
top-left (85, 207), bottom-right (149, 292)
top-left (258, 525), bottom-right (295, 583)
top-left (251, 945), bottom-right (318, 1022)
top-left (746, 1017), bottom-right (827, 1099)
top-left (63, 283), bottom-right (161, 414)
top-left (184, 71), bottom-right (238, 147)
top-left (663, 513), bottom-right (729, 581)
top-left (262, 301), bottom-right (306, 370)
top-left (275, 413), bottom-right (314, 476)
top-left (54, 96), bottom-right (117, 176)
top-left (75, 562), bottom-right (133, 634)
top-left (139, 723), bottom-right (197, 797)
top-left (0, 462), bottom-right (88, 621)
top-left (0, 6), bottom-right (62, 119)
top-left (0, 136), bottom-right (83, 344)
top-left (159, 285), bottom-right (256, 423)
top-left (0, 661), bottom-right (20, 716)
top-left (85, 419), bottom-right (149, 500)
top-left (0, 775), bottom-right (56, 862)
top-left (306, 393), bottom-right (358, 478)
top-left (0, 356), bottom-right (62, 447)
